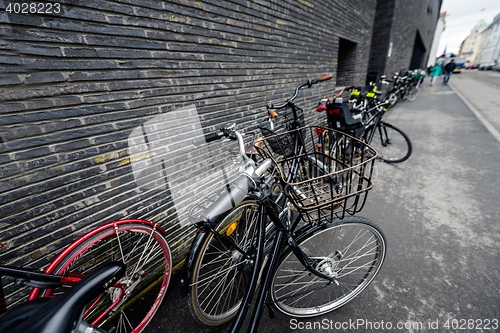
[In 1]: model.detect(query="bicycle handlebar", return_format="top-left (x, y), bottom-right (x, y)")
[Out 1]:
top-left (316, 74), bottom-right (333, 83)
top-left (192, 131), bottom-right (224, 146)
top-left (268, 109), bottom-right (278, 119)
top-left (270, 74), bottom-right (332, 110)
top-left (192, 122), bottom-right (244, 147)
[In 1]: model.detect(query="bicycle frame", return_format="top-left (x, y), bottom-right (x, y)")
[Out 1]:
top-left (228, 178), bottom-right (336, 333)
top-left (361, 107), bottom-right (386, 145)
top-left (0, 266), bottom-right (65, 316)
top-left (0, 264), bottom-right (132, 320)
top-left (0, 263), bottom-right (130, 333)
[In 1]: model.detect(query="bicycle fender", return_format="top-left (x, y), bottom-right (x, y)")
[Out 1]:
top-left (180, 231), bottom-right (209, 298)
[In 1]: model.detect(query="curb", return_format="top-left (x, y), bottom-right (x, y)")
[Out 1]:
top-left (448, 82), bottom-right (500, 143)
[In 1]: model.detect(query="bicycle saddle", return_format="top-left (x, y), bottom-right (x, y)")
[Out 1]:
top-left (0, 261), bottom-right (126, 333)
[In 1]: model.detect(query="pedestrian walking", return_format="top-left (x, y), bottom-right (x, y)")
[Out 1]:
top-left (429, 63), bottom-right (442, 86)
top-left (443, 59), bottom-right (456, 85)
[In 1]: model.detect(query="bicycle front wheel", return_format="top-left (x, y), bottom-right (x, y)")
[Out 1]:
top-left (270, 216), bottom-right (386, 317)
top-left (187, 200), bottom-right (260, 326)
top-left (366, 122), bottom-right (412, 163)
top-left (29, 220), bottom-right (171, 333)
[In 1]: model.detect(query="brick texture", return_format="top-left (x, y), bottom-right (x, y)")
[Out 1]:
top-left (0, 0), bottom-right (377, 303)
top-left (368, 0), bottom-right (442, 81)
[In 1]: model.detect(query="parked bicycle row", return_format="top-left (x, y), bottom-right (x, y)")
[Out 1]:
top-left (364, 69), bottom-right (426, 109)
top-left (0, 74), bottom-right (414, 333)
top-left (315, 73), bottom-right (414, 164)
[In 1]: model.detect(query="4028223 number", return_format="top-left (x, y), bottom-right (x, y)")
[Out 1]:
top-left (444, 318), bottom-right (498, 330)
top-left (5, 2), bottom-right (61, 14)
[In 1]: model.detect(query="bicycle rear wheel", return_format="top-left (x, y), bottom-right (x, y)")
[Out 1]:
top-left (29, 220), bottom-right (171, 333)
top-left (315, 129), bottom-right (362, 190)
top-left (406, 85), bottom-right (418, 101)
top-left (385, 92), bottom-right (398, 108)
top-left (366, 122), bottom-right (412, 163)
top-left (270, 216), bottom-right (386, 317)
top-left (187, 200), bottom-right (260, 326)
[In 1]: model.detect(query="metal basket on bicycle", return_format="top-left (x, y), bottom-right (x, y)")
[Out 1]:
top-left (258, 107), bottom-right (305, 157)
top-left (255, 125), bottom-right (377, 221)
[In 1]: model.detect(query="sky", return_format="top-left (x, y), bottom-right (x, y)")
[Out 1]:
top-left (437, 0), bottom-right (500, 57)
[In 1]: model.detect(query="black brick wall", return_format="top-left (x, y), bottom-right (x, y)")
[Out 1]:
top-left (0, 0), bottom-right (377, 303)
top-left (367, 0), bottom-right (441, 81)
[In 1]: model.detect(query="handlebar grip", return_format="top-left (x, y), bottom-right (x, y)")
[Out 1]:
top-left (204, 132), bottom-right (221, 142)
top-left (268, 109), bottom-right (278, 119)
top-left (318, 74), bottom-right (333, 82)
top-left (192, 131), bottom-right (222, 146)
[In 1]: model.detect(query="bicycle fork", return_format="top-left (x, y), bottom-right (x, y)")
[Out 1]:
top-left (227, 195), bottom-right (287, 333)
top-left (378, 121), bottom-right (391, 147)
top-left (228, 202), bottom-right (267, 333)
top-left (229, 197), bottom-right (336, 333)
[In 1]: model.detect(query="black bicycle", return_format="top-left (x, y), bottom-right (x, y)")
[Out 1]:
top-left (182, 76), bottom-right (386, 332)
top-left (317, 85), bottom-right (412, 164)
top-left (383, 72), bottom-right (419, 108)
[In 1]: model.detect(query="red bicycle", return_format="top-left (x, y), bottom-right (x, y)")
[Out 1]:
top-left (0, 219), bottom-right (171, 333)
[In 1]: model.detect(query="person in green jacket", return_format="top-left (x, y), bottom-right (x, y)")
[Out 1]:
top-left (429, 63), bottom-right (442, 86)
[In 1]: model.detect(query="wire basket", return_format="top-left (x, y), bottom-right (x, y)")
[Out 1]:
top-left (258, 107), bottom-right (305, 157)
top-left (255, 126), bottom-right (377, 220)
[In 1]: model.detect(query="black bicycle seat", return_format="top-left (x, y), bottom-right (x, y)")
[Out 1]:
top-left (0, 261), bottom-right (126, 333)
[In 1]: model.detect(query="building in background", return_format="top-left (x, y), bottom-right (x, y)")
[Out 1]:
top-left (427, 12), bottom-right (447, 67)
top-left (477, 13), bottom-right (500, 67)
top-left (367, 0), bottom-right (442, 83)
top-left (460, 20), bottom-right (488, 65)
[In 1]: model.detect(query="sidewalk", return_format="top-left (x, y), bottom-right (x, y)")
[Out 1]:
top-left (448, 70), bottom-right (500, 142)
top-left (144, 84), bottom-right (500, 333)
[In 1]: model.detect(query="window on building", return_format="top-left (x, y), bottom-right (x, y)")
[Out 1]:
top-left (336, 38), bottom-right (357, 87)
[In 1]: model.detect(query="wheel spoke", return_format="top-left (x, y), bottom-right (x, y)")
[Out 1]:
top-left (34, 221), bottom-right (171, 333)
top-left (188, 201), bottom-right (260, 326)
top-left (271, 218), bottom-right (386, 317)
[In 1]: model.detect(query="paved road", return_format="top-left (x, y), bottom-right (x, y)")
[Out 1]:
top-left (448, 69), bottom-right (500, 140)
top-left (145, 83), bottom-right (500, 333)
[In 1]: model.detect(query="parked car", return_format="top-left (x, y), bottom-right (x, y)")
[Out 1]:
top-left (492, 63), bottom-right (500, 72)
top-left (479, 62), bottom-right (495, 70)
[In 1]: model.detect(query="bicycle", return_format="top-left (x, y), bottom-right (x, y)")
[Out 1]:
top-left (405, 69), bottom-right (425, 102)
top-left (317, 86), bottom-right (412, 163)
top-left (181, 75), bottom-right (331, 326)
top-left (182, 76), bottom-right (386, 333)
top-left (383, 71), bottom-right (421, 107)
top-left (0, 219), bottom-right (172, 333)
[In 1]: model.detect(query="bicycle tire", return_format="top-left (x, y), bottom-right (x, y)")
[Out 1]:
top-left (187, 200), bottom-right (261, 326)
top-left (321, 129), bottom-right (362, 178)
top-left (406, 85), bottom-right (418, 102)
top-left (29, 220), bottom-right (171, 333)
top-left (385, 92), bottom-right (398, 108)
top-left (270, 216), bottom-right (386, 317)
top-left (365, 122), bottom-right (412, 163)
top-left (319, 129), bottom-right (349, 173)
